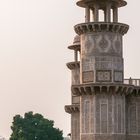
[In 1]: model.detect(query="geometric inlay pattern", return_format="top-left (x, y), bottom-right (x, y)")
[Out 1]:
top-left (96, 70), bottom-right (111, 82)
top-left (97, 35), bottom-right (111, 53)
top-left (99, 37), bottom-right (108, 51)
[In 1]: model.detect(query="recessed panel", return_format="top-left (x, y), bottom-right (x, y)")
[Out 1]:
top-left (83, 71), bottom-right (94, 83)
top-left (96, 70), bottom-right (111, 82)
top-left (114, 71), bottom-right (123, 82)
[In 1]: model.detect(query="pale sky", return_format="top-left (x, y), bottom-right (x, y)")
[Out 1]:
top-left (0, 0), bottom-right (140, 138)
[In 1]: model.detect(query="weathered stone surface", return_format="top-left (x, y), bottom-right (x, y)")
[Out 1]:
top-left (80, 94), bottom-right (125, 136)
top-left (126, 96), bottom-right (140, 135)
top-left (71, 112), bottom-right (80, 140)
top-left (72, 68), bottom-right (80, 85)
top-left (126, 135), bottom-right (140, 140)
top-left (80, 32), bottom-right (124, 83)
top-left (65, 1), bottom-right (140, 140)
top-left (81, 95), bottom-right (94, 133)
top-left (72, 96), bottom-right (80, 104)
top-left (80, 134), bottom-right (126, 140)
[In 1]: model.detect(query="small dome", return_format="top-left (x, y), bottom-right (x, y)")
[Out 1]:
top-left (68, 35), bottom-right (80, 50)
top-left (73, 35), bottom-right (80, 45)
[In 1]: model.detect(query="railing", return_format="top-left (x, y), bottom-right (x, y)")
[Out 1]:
top-left (124, 78), bottom-right (140, 86)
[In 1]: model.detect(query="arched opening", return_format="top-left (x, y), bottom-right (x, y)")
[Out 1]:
top-left (99, 9), bottom-right (104, 22)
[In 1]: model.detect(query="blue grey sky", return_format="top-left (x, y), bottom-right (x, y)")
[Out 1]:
top-left (0, 0), bottom-right (139, 138)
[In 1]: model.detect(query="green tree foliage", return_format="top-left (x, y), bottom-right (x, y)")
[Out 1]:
top-left (10, 112), bottom-right (63, 140)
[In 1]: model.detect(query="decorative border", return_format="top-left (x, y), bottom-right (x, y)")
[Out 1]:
top-left (74, 22), bottom-right (129, 35)
top-left (71, 84), bottom-right (140, 96)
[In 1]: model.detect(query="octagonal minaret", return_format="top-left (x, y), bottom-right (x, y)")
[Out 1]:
top-left (75, 0), bottom-right (128, 84)
top-left (65, 1), bottom-right (140, 140)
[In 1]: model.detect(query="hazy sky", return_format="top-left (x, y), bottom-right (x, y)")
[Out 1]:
top-left (0, 0), bottom-right (140, 138)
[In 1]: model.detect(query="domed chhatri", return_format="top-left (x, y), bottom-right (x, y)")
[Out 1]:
top-left (76, 0), bottom-right (127, 22)
top-left (68, 35), bottom-right (80, 53)
top-left (68, 35), bottom-right (80, 63)
top-left (73, 35), bottom-right (80, 45)
top-left (68, 35), bottom-right (80, 51)
top-left (77, 0), bottom-right (127, 8)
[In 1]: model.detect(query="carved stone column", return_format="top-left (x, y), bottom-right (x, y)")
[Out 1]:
top-left (74, 50), bottom-right (78, 62)
top-left (85, 7), bottom-right (90, 22)
top-left (104, 3), bottom-right (111, 22)
top-left (93, 4), bottom-right (99, 22)
top-left (113, 7), bottom-right (118, 22)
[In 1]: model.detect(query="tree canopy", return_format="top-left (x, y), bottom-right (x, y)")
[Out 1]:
top-left (10, 112), bottom-right (63, 140)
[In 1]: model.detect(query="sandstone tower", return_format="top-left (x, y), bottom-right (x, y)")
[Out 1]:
top-left (65, 0), bottom-right (140, 140)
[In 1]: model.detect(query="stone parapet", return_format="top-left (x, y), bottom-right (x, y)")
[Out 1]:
top-left (72, 83), bottom-right (140, 96)
top-left (65, 104), bottom-right (80, 114)
top-left (74, 22), bottom-right (129, 35)
top-left (124, 78), bottom-right (140, 86)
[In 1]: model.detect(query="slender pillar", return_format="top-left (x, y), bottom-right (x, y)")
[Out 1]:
top-left (92, 9), bottom-right (94, 22)
top-left (104, 10), bottom-right (107, 22)
top-left (74, 50), bottom-right (78, 61)
top-left (113, 7), bottom-right (118, 22)
top-left (85, 7), bottom-right (90, 22)
top-left (105, 3), bottom-right (111, 22)
top-left (93, 4), bottom-right (99, 22)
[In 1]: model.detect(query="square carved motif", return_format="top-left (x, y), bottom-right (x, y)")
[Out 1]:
top-left (82, 71), bottom-right (94, 83)
top-left (96, 70), bottom-right (111, 82)
top-left (114, 71), bottom-right (123, 82)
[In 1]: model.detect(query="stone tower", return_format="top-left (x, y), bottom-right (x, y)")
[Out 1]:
top-left (65, 0), bottom-right (140, 140)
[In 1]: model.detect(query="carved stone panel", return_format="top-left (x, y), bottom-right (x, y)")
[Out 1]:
top-left (108, 95), bottom-right (113, 133)
top-left (113, 95), bottom-right (125, 134)
top-left (84, 100), bottom-right (90, 133)
top-left (94, 94), bottom-right (125, 134)
top-left (114, 71), bottom-right (123, 82)
top-left (96, 70), bottom-right (111, 82)
top-left (81, 33), bottom-right (122, 57)
top-left (81, 96), bottom-right (94, 134)
top-left (83, 71), bottom-right (94, 83)
top-left (112, 57), bottom-right (123, 71)
top-left (95, 56), bottom-right (112, 71)
top-left (72, 68), bottom-right (80, 85)
top-left (81, 34), bottom-right (96, 57)
top-left (97, 34), bottom-right (111, 53)
top-left (128, 103), bottom-right (137, 134)
top-left (101, 103), bottom-right (108, 133)
top-left (95, 61), bottom-right (112, 70)
top-left (95, 94), bottom-right (101, 133)
top-left (82, 57), bottom-right (95, 71)
top-left (113, 35), bottom-right (122, 55)
top-left (118, 104), bottom-right (122, 133)
top-left (126, 97), bottom-right (140, 135)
